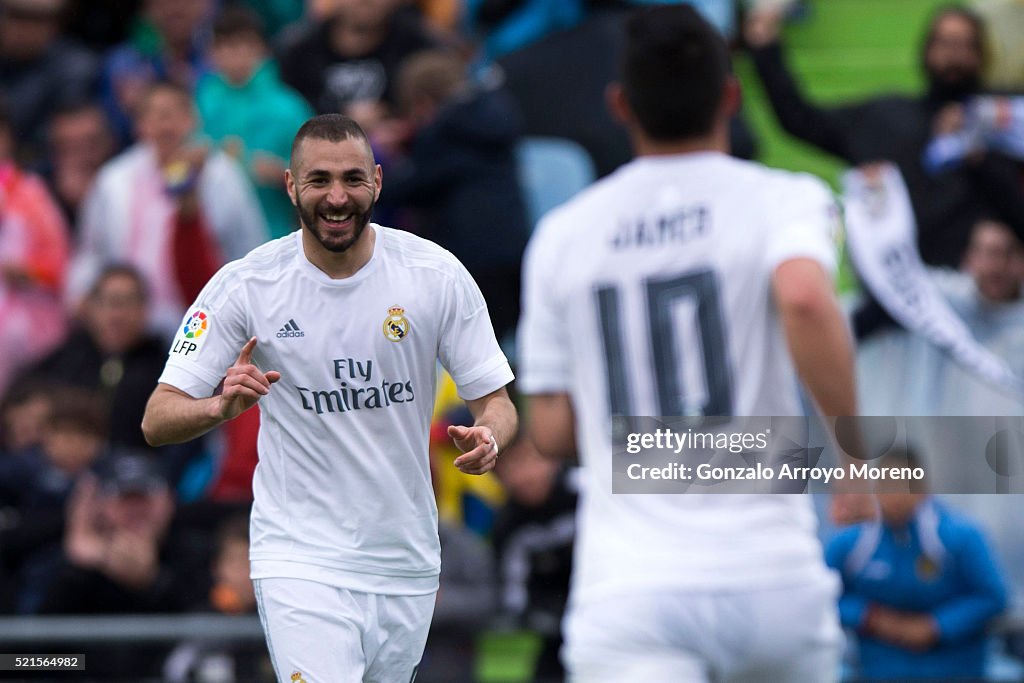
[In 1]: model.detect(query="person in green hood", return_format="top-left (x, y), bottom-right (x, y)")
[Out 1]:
top-left (196, 5), bottom-right (313, 240)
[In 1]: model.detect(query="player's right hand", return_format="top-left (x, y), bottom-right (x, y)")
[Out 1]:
top-left (217, 337), bottom-right (281, 421)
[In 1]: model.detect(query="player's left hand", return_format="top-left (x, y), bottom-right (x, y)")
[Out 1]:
top-left (448, 425), bottom-right (499, 475)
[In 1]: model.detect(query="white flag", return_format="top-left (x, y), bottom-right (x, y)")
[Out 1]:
top-left (843, 163), bottom-right (1024, 394)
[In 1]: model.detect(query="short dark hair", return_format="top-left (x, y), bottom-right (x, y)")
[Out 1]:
top-left (48, 99), bottom-right (111, 137)
top-left (89, 263), bottom-right (151, 302)
top-left (47, 386), bottom-right (109, 440)
top-left (395, 49), bottom-right (466, 114)
top-left (49, 98), bottom-right (105, 122)
top-left (621, 5), bottom-right (729, 141)
top-left (1, 377), bottom-right (53, 415)
top-left (134, 80), bottom-right (193, 120)
top-left (923, 4), bottom-right (986, 63)
top-left (212, 5), bottom-right (266, 43)
top-left (290, 114), bottom-right (371, 167)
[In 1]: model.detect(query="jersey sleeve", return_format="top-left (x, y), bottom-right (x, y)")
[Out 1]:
top-left (438, 259), bottom-right (514, 401)
top-left (157, 264), bottom-right (250, 398)
top-left (517, 214), bottom-right (571, 394)
top-left (763, 173), bottom-right (840, 275)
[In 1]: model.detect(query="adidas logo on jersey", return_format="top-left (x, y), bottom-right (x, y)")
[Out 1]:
top-left (277, 319), bottom-right (305, 338)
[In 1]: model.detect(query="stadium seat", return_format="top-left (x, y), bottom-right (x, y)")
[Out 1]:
top-left (515, 136), bottom-right (596, 230)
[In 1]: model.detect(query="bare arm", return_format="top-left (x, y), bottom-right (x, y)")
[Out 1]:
top-left (745, 11), bottom-right (856, 163)
top-left (775, 258), bottom-right (875, 520)
top-left (773, 258), bottom-right (857, 417)
top-left (141, 337), bottom-right (280, 446)
top-left (141, 383), bottom-right (225, 446)
top-left (526, 392), bottom-right (576, 461)
top-left (447, 386), bottom-right (518, 475)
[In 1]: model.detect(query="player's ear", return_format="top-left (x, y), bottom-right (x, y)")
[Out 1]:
top-left (606, 82), bottom-right (632, 126)
top-left (284, 168), bottom-right (297, 206)
top-left (373, 164), bottom-right (382, 202)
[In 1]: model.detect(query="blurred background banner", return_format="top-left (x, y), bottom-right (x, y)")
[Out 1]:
top-left (843, 164), bottom-right (1024, 395)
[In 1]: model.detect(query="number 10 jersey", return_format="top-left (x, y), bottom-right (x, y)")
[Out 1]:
top-left (518, 152), bottom-right (841, 603)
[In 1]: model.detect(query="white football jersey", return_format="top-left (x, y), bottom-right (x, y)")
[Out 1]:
top-left (519, 152), bottom-right (841, 602)
top-left (159, 225), bottom-right (514, 595)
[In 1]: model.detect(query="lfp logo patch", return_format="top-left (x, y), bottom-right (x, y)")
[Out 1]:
top-left (172, 309), bottom-right (211, 358)
top-left (183, 310), bottom-right (208, 339)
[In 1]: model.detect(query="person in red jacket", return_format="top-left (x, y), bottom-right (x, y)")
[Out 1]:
top-left (0, 100), bottom-right (71, 399)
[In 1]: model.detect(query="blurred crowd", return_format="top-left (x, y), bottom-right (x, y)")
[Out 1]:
top-left (0, 0), bottom-right (1023, 681)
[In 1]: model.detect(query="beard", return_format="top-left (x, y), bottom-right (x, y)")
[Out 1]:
top-left (294, 192), bottom-right (374, 254)
top-left (926, 64), bottom-right (981, 102)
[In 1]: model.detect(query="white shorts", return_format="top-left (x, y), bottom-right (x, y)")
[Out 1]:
top-left (563, 576), bottom-right (842, 683)
top-left (254, 577), bottom-right (436, 683)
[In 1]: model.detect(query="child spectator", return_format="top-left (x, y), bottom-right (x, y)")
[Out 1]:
top-left (197, 6), bottom-right (313, 239)
top-left (826, 448), bottom-right (1009, 681)
top-left (0, 381), bottom-right (52, 610)
top-left (0, 379), bottom-right (53, 456)
top-left (207, 514), bottom-right (255, 615)
top-left (0, 387), bottom-right (108, 613)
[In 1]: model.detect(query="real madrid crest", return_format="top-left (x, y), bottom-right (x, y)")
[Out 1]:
top-left (383, 305), bottom-right (409, 342)
top-left (915, 555), bottom-right (940, 581)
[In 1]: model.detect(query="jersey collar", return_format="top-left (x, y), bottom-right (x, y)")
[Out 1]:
top-left (294, 223), bottom-right (383, 286)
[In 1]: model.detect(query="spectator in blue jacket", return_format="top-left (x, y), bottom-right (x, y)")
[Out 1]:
top-left (826, 448), bottom-right (1009, 681)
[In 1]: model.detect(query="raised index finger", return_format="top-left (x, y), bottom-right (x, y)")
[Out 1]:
top-left (236, 336), bottom-right (258, 366)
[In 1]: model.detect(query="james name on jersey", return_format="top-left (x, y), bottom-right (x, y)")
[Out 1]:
top-left (611, 202), bottom-right (709, 250)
